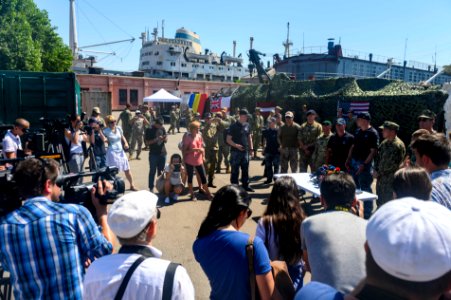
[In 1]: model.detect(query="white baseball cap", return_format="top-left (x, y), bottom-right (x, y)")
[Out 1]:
top-left (108, 190), bottom-right (159, 239)
top-left (367, 197), bottom-right (451, 282)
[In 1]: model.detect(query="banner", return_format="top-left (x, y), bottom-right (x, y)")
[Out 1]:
top-left (192, 93), bottom-right (201, 112)
top-left (197, 94), bottom-right (208, 116)
top-left (188, 93), bottom-right (195, 108)
top-left (220, 96), bottom-right (231, 109)
top-left (210, 97), bottom-right (221, 112)
top-left (340, 101), bottom-right (370, 114)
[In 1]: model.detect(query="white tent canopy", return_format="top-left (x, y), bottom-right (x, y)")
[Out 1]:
top-left (143, 88), bottom-right (182, 103)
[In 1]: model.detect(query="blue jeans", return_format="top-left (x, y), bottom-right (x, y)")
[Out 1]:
top-left (350, 159), bottom-right (374, 219)
top-left (91, 155), bottom-right (107, 181)
top-left (148, 154), bottom-right (166, 190)
top-left (230, 151), bottom-right (249, 187)
top-left (264, 152), bottom-right (280, 180)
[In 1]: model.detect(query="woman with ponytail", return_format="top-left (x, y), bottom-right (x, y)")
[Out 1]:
top-left (256, 176), bottom-right (306, 292)
top-left (193, 185), bottom-right (275, 300)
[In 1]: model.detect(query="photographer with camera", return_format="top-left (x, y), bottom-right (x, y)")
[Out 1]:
top-left (0, 158), bottom-right (113, 299)
top-left (65, 114), bottom-right (89, 182)
top-left (2, 118), bottom-right (30, 159)
top-left (160, 153), bottom-right (187, 204)
top-left (88, 118), bottom-right (107, 170)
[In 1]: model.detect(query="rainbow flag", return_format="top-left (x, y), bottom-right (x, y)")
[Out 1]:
top-left (197, 94), bottom-right (208, 116)
top-left (192, 93), bottom-right (201, 112)
top-left (188, 93), bottom-right (195, 108)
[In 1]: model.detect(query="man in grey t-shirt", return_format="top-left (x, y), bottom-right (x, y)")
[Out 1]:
top-left (301, 173), bottom-right (367, 294)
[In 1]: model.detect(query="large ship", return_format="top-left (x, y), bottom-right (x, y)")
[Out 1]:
top-left (138, 27), bottom-right (246, 82)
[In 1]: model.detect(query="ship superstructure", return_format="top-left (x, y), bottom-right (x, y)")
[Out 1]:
top-left (139, 27), bottom-right (245, 82)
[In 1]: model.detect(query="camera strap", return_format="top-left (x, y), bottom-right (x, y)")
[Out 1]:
top-left (114, 245), bottom-right (179, 300)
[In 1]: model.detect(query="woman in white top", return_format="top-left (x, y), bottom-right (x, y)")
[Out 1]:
top-left (256, 176), bottom-right (306, 292)
top-left (162, 153), bottom-right (187, 204)
top-left (103, 115), bottom-right (137, 190)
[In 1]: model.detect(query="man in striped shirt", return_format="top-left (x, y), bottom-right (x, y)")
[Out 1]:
top-left (0, 158), bottom-right (113, 299)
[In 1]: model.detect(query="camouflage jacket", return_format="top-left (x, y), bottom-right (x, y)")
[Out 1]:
top-left (217, 116), bottom-right (233, 146)
top-left (170, 110), bottom-right (177, 123)
top-left (202, 122), bottom-right (219, 149)
top-left (299, 121), bottom-right (323, 151)
top-left (252, 115), bottom-right (264, 131)
top-left (374, 136), bottom-right (406, 175)
top-left (312, 133), bottom-right (332, 165)
top-left (119, 109), bottom-right (132, 131)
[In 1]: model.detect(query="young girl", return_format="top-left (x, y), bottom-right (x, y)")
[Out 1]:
top-left (162, 153), bottom-right (187, 204)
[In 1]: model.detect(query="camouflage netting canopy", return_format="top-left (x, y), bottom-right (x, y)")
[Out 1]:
top-left (232, 75), bottom-right (448, 144)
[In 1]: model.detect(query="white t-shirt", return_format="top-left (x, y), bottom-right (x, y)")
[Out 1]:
top-left (65, 128), bottom-right (83, 154)
top-left (2, 130), bottom-right (22, 158)
top-left (164, 164), bottom-right (183, 186)
top-left (83, 246), bottom-right (195, 300)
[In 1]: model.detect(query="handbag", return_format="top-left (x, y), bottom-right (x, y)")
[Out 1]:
top-left (246, 237), bottom-right (295, 300)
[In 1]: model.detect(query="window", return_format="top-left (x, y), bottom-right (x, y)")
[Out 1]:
top-left (119, 89), bottom-right (127, 105)
top-left (170, 62), bottom-right (176, 66)
top-left (157, 61), bottom-right (163, 65)
top-left (155, 51), bottom-right (159, 55)
top-left (130, 89), bottom-right (138, 106)
top-left (181, 63), bottom-right (187, 67)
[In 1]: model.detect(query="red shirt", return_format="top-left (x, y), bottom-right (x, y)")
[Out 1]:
top-left (183, 133), bottom-right (204, 166)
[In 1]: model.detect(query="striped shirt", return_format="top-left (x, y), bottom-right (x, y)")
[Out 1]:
top-left (430, 169), bottom-right (451, 210)
top-left (0, 197), bottom-right (112, 300)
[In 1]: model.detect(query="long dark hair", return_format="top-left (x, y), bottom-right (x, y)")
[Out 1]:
top-left (197, 185), bottom-right (251, 238)
top-left (263, 176), bottom-right (304, 265)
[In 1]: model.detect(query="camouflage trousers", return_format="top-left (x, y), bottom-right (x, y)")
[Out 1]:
top-left (123, 128), bottom-right (132, 144)
top-left (280, 147), bottom-right (298, 173)
top-left (168, 122), bottom-right (177, 134)
top-left (204, 148), bottom-right (218, 179)
top-left (216, 144), bottom-right (230, 170)
top-left (299, 150), bottom-right (314, 173)
top-left (129, 131), bottom-right (143, 158)
top-left (376, 173), bottom-right (395, 207)
top-left (252, 131), bottom-right (262, 151)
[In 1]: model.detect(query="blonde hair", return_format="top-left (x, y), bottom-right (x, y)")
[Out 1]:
top-left (105, 115), bottom-right (116, 124)
top-left (188, 121), bottom-right (201, 132)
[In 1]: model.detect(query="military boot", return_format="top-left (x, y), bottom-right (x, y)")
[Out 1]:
top-left (208, 176), bottom-right (217, 188)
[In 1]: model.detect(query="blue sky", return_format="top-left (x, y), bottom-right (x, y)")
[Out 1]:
top-left (35, 0), bottom-right (451, 71)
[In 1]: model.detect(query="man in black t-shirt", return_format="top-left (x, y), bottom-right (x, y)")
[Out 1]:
top-left (346, 112), bottom-right (379, 219)
top-left (226, 109), bottom-right (254, 192)
top-left (144, 118), bottom-right (168, 191)
top-left (326, 118), bottom-right (354, 172)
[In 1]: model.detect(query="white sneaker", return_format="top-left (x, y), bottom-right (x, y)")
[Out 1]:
top-left (164, 197), bottom-right (171, 204)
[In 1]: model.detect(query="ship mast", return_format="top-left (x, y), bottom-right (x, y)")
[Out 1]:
top-left (69, 0), bottom-right (78, 59)
top-left (283, 22), bottom-right (293, 59)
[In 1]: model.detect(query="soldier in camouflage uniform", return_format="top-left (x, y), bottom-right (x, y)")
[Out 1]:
top-left (202, 113), bottom-right (220, 187)
top-left (175, 104), bottom-right (181, 133)
top-left (312, 120), bottom-right (333, 170)
top-left (129, 110), bottom-right (150, 160)
top-left (374, 121), bottom-right (406, 207)
top-left (299, 109), bottom-right (323, 172)
top-left (216, 108), bottom-right (234, 174)
top-left (346, 110), bottom-right (358, 135)
top-left (118, 103), bottom-right (133, 143)
top-left (142, 105), bottom-right (152, 150)
top-left (252, 107), bottom-right (264, 159)
top-left (168, 105), bottom-right (178, 134)
top-left (278, 111), bottom-right (301, 173)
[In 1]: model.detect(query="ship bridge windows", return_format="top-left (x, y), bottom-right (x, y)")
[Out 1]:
top-left (181, 63), bottom-right (187, 67)
top-left (170, 62), bottom-right (176, 66)
top-left (155, 51), bottom-right (159, 55)
top-left (142, 61), bottom-right (150, 66)
top-left (157, 61), bottom-right (163, 66)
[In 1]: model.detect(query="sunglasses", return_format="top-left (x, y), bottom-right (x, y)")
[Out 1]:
top-left (418, 118), bottom-right (430, 122)
top-left (110, 120), bottom-right (117, 124)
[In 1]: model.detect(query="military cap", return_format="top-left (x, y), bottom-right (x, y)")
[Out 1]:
top-left (417, 109), bottom-right (436, 120)
top-left (194, 112), bottom-right (201, 117)
top-left (322, 120), bottom-right (332, 126)
top-left (336, 118), bottom-right (347, 125)
top-left (357, 112), bottom-right (371, 120)
top-left (239, 109), bottom-right (249, 115)
top-left (306, 109), bottom-right (317, 116)
top-left (275, 106), bottom-right (283, 111)
top-left (204, 113), bottom-right (212, 119)
top-left (285, 111), bottom-right (294, 118)
top-left (379, 121), bottom-right (400, 131)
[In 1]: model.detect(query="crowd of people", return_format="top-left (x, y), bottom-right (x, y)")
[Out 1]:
top-left (1, 101), bottom-right (451, 300)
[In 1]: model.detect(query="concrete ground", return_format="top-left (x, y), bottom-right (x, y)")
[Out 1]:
top-left (123, 125), bottom-right (284, 299)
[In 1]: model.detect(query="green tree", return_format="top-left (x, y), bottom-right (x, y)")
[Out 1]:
top-left (444, 65), bottom-right (451, 75)
top-left (0, 0), bottom-right (72, 72)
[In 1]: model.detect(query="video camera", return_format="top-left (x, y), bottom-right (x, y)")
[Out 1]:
top-left (0, 158), bottom-right (125, 221)
top-left (57, 166), bottom-right (125, 221)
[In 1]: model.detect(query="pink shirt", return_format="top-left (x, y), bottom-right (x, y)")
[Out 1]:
top-left (183, 133), bottom-right (204, 166)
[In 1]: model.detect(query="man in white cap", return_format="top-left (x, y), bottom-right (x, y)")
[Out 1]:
top-left (296, 197), bottom-right (451, 300)
top-left (83, 190), bottom-right (195, 300)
